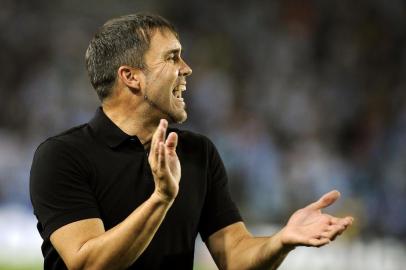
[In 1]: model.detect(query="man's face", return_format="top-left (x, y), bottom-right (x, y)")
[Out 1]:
top-left (142, 29), bottom-right (192, 123)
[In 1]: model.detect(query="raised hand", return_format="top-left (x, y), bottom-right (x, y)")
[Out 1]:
top-left (148, 119), bottom-right (181, 203)
top-left (280, 190), bottom-right (353, 247)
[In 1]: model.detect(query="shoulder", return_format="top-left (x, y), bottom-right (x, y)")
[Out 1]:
top-left (168, 128), bottom-right (223, 170)
top-left (169, 127), bottom-right (215, 152)
top-left (38, 123), bottom-right (89, 148)
top-left (33, 124), bottom-right (90, 165)
top-left (30, 124), bottom-right (94, 190)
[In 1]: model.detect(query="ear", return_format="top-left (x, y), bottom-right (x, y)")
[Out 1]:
top-left (117, 66), bottom-right (143, 93)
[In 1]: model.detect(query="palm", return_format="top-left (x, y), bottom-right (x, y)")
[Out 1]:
top-left (289, 209), bottom-right (322, 227)
top-left (148, 119), bottom-right (181, 201)
top-left (280, 191), bottom-right (353, 247)
top-left (164, 143), bottom-right (181, 185)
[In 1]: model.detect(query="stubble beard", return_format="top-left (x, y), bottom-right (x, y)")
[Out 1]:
top-left (143, 91), bottom-right (187, 124)
top-left (143, 68), bottom-right (187, 124)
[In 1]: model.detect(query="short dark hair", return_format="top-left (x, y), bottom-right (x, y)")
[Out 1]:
top-left (85, 13), bottom-right (178, 101)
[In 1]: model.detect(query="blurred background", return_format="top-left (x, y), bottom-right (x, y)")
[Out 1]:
top-left (0, 0), bottom-right (405, 269)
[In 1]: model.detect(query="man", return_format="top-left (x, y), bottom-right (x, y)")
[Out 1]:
top-left (30, 13), bottom-right (353, 270)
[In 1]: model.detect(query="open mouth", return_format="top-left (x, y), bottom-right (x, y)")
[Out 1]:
top-left (172, 85), bottom-right (186, 103)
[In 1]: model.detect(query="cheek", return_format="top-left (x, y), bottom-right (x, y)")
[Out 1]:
top-left (160, 64), bottom-right (178, 83)
top-left (146, 65), bottom-right (179, 98)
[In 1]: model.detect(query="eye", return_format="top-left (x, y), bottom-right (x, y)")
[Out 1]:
top-left (167, 53), bottom-right (180, 62)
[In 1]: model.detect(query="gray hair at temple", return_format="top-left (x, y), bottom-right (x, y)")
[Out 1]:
top-left (85, 13), bottom-right (178, 101)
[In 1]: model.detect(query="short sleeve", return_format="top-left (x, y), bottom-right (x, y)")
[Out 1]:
top-left (198, 138), bottom-right (243, 241)
top-left (29, 138), bottom-right (100, 240)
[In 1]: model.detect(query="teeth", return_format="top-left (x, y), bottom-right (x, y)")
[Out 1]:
top-left (172, 91), bottom-right (180, 98)
top-left (176, 85), bottom-right (186, 91)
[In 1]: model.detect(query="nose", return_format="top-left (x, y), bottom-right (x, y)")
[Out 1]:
top-left (179, 59), bottom-right (192, 77)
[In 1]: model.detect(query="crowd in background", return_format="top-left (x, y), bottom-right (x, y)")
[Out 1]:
top-left (0, 0), bottom-right (405, 245)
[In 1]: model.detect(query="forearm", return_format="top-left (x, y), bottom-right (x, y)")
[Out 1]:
top-left (228, 231), bottom-right (293, 270)
top-left (211, 191), bottom-right (354, 270)
top-left (75, 192), bottom-right (173, 270)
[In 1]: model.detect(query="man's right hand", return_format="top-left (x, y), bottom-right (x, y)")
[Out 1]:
top-left (148, 119), bottom-right (181, 203)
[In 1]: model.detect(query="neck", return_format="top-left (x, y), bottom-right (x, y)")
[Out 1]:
top-left (102, 101), bottom-right (159, 148)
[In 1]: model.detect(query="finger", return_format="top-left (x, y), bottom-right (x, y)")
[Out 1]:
top-left (329, 215), bottom-right (354, 227)
top-left (150, 124), bottom-right (160, 160)
top-left (306, 190), bottom-right (341, 211)
top-left (343, 216), bottom-right (354, 226)
top-left (165, 132), bottom-right (178, 151)
top-left (308, 237), bottom-right (330, 247)
top-left (157, 119), bottom-right (167, 143)
top-left (325, 215), bottom-right (339, 225)
top-left (331, 223), bottom-right (348, 241)
top-left (321, 224), bottom-right (345, 239)
top-left (151, 120), bottom-right (167, 160)
top-left (333, 216), bottom-right (353, 228)
top-left (158, 141), bottom-right (166, 172)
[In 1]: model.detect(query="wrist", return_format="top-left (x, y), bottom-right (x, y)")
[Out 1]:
top-left (273, 229), bottom-right (296, 254)
top-left (151, 190), bottom-right (176, 205)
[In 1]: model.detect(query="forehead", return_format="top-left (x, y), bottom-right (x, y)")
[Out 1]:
top-left (147, 29), bottom-right (181, 57)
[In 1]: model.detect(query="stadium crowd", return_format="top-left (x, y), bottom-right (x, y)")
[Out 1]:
top-left (0, 0), bottom-right (405, 246)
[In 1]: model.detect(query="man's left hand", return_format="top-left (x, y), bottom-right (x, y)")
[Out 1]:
top-left (279, 190), bottom-right (353, 248)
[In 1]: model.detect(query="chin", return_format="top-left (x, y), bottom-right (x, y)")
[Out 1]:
top-left (172, 111), bottom-right (187, 124)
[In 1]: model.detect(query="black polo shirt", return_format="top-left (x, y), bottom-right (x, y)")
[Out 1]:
top-left (29, 107), bottom-right (242, 270)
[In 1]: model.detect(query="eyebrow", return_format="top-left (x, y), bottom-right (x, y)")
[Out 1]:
top-left (164, 48), bottom-right (182, 57)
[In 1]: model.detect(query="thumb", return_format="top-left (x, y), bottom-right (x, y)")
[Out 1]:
top-left (306, 190), bottom-right (340, 210)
